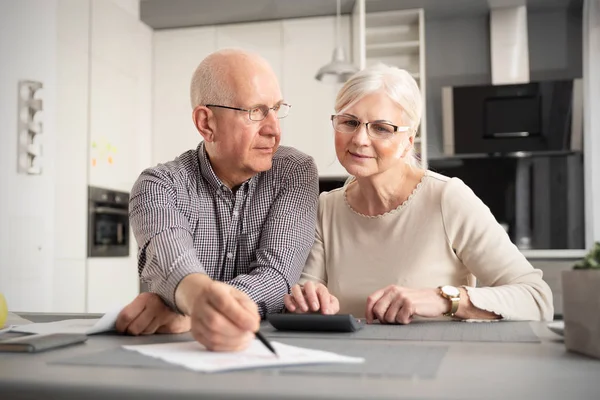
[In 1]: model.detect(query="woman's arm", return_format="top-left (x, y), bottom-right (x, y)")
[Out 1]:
top-left (453, 287), bottom-right (500, 320)
top-left (441, 178), bottom-right (554, 321)
top-left (298, 195), bottom-right (328, 286)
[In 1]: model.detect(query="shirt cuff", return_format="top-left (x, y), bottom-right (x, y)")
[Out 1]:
top-left (153, 261), bottom-right (206, 314)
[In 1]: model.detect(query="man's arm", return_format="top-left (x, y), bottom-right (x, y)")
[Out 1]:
top-left (126, 167), bottom-right (260, 351)
top-left (129, 167), bottom-right (207, 312)
top-left (227, 156), bottom-right (319, 317)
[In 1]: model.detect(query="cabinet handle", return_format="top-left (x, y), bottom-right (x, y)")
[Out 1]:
top-left (92, 207), bottom-right (128, 216)
top-left (491, 131), bottom-right (530, 138)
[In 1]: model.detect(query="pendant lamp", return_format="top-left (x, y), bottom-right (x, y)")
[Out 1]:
top-left (315, 0), bottom-right (359, 83)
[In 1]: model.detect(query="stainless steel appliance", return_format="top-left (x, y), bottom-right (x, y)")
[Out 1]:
top-left (442, 79), bottom-right (583, 156)
top-left (88, 186), bottom-right (130, 257)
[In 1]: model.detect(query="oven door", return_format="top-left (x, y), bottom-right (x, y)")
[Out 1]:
top-left (88, 206), bottom-right (130, 257)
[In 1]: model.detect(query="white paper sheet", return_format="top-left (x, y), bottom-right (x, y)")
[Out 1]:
top-left (10, 306), bottom-right (123, 335)
top-left (123, 339), bottom-right (365, 373)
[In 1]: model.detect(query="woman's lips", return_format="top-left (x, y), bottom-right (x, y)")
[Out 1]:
top-left (349, 151), bottom-right (373, 159)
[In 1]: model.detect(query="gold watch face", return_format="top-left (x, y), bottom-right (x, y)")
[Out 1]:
top-left (441, 285), bottom-right (460, 298)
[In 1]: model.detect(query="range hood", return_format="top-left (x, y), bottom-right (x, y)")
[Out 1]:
top-left (489, 4), bottom-right (530, 84)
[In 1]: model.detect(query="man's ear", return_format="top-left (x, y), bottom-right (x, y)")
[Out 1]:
top-left (192, 106), bottom-right (216, 142)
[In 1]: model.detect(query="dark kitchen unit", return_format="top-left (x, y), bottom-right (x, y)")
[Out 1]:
top-left (88, 186), bottom-right (130, 257)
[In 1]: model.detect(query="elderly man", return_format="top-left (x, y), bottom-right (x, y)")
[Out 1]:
top-left (115, 49), bottom-right (318, 351)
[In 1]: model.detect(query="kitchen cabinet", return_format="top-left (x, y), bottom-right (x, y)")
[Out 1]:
top-left (53, 0), bottom-right (92, 312)
top-left (152, 26), bottom-right (216, 165)
top-left (282, 16), bottom-right (351, 177)
top-left (1, 0), bottom-right (59, 312)
top-left (85, 0), bottom-right (152, 312)
top-left (152, 15), bottom-right (352, 177)
top-left (216, 21), bottom-right (283, 84)
top-left (89, 0), bottom-right (152, 193)
top-left (352, 1), bottom-right (428, 167)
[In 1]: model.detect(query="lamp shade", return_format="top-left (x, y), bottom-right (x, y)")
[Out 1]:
top-left (315, 47), bottom-right (359, 83)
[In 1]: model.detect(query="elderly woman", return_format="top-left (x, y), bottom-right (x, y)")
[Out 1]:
top-left (284, 64), bottom-right (553, 324)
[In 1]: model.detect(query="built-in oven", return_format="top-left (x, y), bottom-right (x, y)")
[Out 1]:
top-left (88, 186), bottom-right (130, 257)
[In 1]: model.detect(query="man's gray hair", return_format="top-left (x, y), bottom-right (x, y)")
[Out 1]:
top-left (189, 49), bottom-right (245, 109)
top-left (335, 63), bottom-right (423, 168)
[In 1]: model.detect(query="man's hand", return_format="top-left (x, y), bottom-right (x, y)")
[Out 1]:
top-left (176, 274), bottom-right (260, 352)
top-left (115, 292), bottom-right (191, 335)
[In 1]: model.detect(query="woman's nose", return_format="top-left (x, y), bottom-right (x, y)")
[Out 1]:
top-left (351, 123), bottom-right (370, 145)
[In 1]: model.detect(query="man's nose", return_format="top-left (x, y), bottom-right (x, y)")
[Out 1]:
top-left (259, 109), bottom-right (280, 135)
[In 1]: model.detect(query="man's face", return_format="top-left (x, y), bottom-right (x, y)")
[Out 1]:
top-left (210, 66), bottom-right (283, 180)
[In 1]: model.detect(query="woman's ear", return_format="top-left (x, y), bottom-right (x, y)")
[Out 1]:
top-left (192, 106), bottom-right (216, 142)
top-left (401, 134), bottom-right (415, 158)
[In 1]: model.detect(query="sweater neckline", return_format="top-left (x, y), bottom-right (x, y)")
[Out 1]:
top-left (343, 171), bottom-right (429, 219)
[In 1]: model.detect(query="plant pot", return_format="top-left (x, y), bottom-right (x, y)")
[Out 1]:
top-left (562, 270), bottom-right (600, 359)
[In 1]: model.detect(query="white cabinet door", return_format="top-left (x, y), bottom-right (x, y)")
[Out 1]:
top-left (216, 21), bottom-right (283, 84)
top-left (153, 27), bottom-right (217, 165)
top-left (89, 0), bottom-right (152, 192)
top-left (87, 0), bottom-right (152, 312)
top-left (216, 21), bottom-right (285, 133)
top-left (87, 257), bottom-right (139, 313)
top-left (282, 16), bottom-right (351, 177)
top-left (89, 58), bottom-right (136, 193)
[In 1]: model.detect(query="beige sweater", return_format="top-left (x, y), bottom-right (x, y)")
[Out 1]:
top-left (299, 171), bottom-right (554, 321)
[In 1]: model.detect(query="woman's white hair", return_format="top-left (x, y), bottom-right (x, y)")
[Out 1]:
top-left (189, 49), bottom-right (244, 109)
top-left (335, 63), bottom-right (423, 168)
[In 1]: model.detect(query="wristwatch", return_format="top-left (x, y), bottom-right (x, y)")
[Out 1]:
top-left (439, 285), bottom-right (461, 317)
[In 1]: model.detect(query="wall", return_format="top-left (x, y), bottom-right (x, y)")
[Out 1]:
top-left (0, 0), bottom-right (150, 313)
top-left (0, 0), bottom-right (58, 312)
top-left (53, 0), bottom-right (91, 312)
top-left (86, 0), bottom-right (152, 313)
top-left (425, 8), bottom-right (583, 158)
top-left (152, 16), bottom-right (350, 177)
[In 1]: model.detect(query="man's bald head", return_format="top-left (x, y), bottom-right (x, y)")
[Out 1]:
top-left (190, 49), bottom-right (278, 109)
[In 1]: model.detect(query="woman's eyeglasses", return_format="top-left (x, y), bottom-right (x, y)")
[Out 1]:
top-left (331, 115), bottom-right (409, 140)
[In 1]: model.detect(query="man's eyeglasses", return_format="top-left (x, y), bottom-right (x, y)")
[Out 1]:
top-left (206, 103), bottom-right (291, 121)
top-left (331, 115), bottom-right (410, 140)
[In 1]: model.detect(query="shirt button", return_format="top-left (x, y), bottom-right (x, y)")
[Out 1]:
top-left (226, 252), bottom-right (233, 259)
top-left (232, 211), bottom-right (239, 217)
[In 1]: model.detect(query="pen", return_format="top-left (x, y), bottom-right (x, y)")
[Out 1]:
top-left (255, 330), bottom-right (278, 357)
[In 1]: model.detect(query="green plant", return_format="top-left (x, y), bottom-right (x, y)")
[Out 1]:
top-left (574, 242), bottom-right (600, 269)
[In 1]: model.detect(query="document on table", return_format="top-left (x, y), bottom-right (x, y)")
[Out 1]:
top-left (9, 306), bottom-right (123, 335)
top-left (123, 339), bottom-right (365, 373)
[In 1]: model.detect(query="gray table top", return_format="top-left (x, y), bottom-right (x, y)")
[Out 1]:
top-left (1, 315), bottom-right (599, 400)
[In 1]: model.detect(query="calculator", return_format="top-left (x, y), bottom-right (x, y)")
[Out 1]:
top-left (266, 313), bottom-right (364, 333)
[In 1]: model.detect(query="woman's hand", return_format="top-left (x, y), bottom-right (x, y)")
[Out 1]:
top-left (284, 282), bottom-right (340, 315)
top-left (365, 286), bottom-right (449, 324)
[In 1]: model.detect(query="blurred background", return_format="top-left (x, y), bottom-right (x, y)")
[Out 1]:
top-left (0, 0), bottom-right (598, 319)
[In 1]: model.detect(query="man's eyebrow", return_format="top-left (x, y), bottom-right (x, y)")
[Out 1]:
top-left (340, 113), bottom-right (359, 119)
top-left (248, 100), bottom-right (284, 108)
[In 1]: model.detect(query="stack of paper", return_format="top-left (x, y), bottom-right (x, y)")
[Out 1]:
top-left (9, 307), bottom-right (122, 335)
top-left (123, 339), bottom-right (365, 373)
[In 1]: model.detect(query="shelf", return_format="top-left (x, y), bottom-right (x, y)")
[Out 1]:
top-left (366, 41), bottom-right (420, 58)
top-left (365, 25), bottom-right (418, 45)
top-left (366, 57), bottom-right (420, 79)
top-left (365, 9), bottom-right (420, 29)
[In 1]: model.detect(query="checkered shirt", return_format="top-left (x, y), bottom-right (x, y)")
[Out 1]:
top-left (129, 142), bottom-right (319, 317)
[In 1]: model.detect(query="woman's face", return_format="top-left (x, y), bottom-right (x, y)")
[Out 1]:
top-left (334, 91), bottom-right (413, 178)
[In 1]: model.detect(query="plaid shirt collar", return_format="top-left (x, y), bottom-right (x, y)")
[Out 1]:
top-left (196, 141), bottom-right (254, 195)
